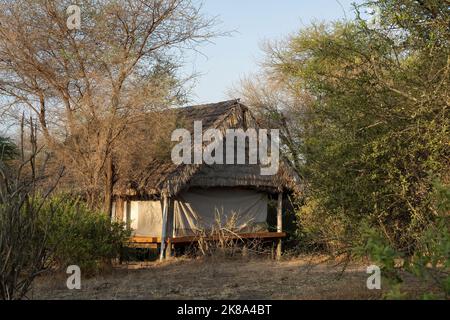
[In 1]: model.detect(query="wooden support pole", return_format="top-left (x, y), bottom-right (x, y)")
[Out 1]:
top-left (165, 237), bottom-right (172, 259)
top-left (125, 200), bottom-right (131, 231)
top-left (159, 195), bottom-right (169, 261)
top-left (276, 192), bottom-right (283, 260)
top-left (165, 198), bottom-right (174, 259)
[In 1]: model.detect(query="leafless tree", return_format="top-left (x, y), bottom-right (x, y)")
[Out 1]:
top-left (0, 0), bottom-right (220, 212)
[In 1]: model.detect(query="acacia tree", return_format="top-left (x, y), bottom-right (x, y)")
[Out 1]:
top-left (236, 0), bottom-right (449, 252)
top-left (0, 0), bottom-right (219, 212)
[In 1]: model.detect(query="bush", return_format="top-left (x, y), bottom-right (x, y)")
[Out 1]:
top-left (354, 181), bottom-right (450, 299)
top-left (0, 191), bottom-right (55, 300)
top-left (295, 198), bottom-right (352, 254)
top-left (354, 216), bottom-right (449, 299)
top-left (42, 196), bottom-right (130, 275)
top-left (0, 136), bottom-right (17, 160)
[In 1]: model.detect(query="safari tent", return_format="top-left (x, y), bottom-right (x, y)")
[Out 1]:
top-left (112, 100), bottom-right (301, 259)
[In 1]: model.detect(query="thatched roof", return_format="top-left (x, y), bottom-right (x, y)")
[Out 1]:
top-left (114, 100), bottom-right (301, 198)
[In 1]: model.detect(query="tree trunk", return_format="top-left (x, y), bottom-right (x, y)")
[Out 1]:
top-left (104, 154), bottom-right (114, 216)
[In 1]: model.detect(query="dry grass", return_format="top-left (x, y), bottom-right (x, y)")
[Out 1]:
top-left (29, 255), bottom-right (439, 300)
top-left (190, 211), bottom-right (267, 259)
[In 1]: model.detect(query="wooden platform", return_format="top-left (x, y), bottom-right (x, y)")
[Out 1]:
top-left (129, 232), bottom-right (287, 246)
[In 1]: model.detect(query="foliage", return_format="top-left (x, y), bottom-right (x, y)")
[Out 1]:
top-left (355, 202), bottom-right (449, 299)
top-left (0, 138), bottom-right (56, 300)
top-left (0, 193), bottom-right (55, 300)
top-left (0, 136), bottom-right (17, 161)
top-left (1, 192), bottom-right (129, 299)
top-left (262, 0), bottom-right (449, 254)
top-left (43, 195), bottom-right (130, 275)
top-left (236, 0), bottom-right (449, 297)
top-left (1, 138), bottom-right (129, 299)
top-left (295, 198), bottom-right (351, 253)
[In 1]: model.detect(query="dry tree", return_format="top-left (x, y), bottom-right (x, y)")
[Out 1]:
top-left (0, 0), bottom-right (222, 213)
top-left (0, 119), bottom-right (62, 300)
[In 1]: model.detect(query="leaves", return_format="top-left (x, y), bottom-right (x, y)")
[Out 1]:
top-left (0, 136), bottom-right (17, 161)
top-left (242, 0), bottom-right (449, 297)
top-left (267, 0), bottom-right (449, 252)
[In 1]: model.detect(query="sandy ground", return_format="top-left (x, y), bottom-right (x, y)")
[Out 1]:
top-left (30, 255), bottom-right (438, 300)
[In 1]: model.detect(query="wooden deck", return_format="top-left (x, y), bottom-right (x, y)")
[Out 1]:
top-left (129, 232), bottom-right (287, 246)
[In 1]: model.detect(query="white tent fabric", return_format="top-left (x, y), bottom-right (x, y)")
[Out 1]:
top-left (129, 200), bottom-right (163, 237)
top-left (173, 189), bottom-right (268, 236)
top-left (123, 189), bottom-right (268, 238)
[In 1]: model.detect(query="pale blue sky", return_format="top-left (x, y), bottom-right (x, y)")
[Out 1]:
top-left (184, 0), bottom-right (361, 104)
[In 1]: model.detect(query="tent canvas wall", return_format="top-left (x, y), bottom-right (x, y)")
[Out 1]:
top-left (112, 188), bottom-right (268, 238)
top-left (173, 188), bottom-right (268, 236)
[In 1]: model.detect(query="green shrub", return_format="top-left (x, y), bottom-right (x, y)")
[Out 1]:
top-left (41, 196), bottom-right (130, 275)
top-left (354, 181), bottom-right (450, 299)
top-left (295, 198), bottom-right (353, 254)
top-left (0, 136), bottom-right (17, 160)
top-left (0, 192), bottom-right (56, 300)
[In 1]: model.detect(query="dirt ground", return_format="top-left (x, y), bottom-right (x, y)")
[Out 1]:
top-left (30, 255), bottom-right (438, 300)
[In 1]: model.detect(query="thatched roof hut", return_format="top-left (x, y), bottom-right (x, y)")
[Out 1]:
top-left (112, 100), bottom-right (301, 259)
top-left (113, 99), bottom-right (300, 198)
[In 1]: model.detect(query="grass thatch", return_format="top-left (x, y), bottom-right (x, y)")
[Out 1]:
top-left (114, 100), bottom-right (301, 198)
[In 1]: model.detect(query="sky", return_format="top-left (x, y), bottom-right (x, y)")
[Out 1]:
top-left (183, 0), bottom-right (362, 105)
top-left (1, 1), bottom-right (363, 135)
